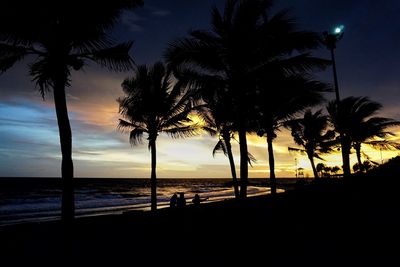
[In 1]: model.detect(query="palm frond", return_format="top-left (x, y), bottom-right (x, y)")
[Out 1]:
top-left (29, 58), bottom-right (58, 99)
top-left (129, 128), bottom-right (145, 146)
top-left (365, 140), bottom-right (400, 151)
top-left (203, 126), bottom-right (218, 136)
top-left (117, 119), bottom-right (145, 132)
top-left (247, 152), bottom-right (257, 167)
top-left (165, 37), bottom-right (225, 73)
top-left (213, 139), bottom-right (228, 157)
top-left (288, 147), bottom-right (306, 154)
top-left (84, 41), bottom-right (134, 71)
top-left (274, 53), bottom-right (331, 75)
top-left (164, 124), bottom-right (200, 139)
top-left (0, 43), bottom-right (29, 74)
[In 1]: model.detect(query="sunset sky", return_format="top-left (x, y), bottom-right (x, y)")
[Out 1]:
top-left (1, 0), bottom-right (399, 178)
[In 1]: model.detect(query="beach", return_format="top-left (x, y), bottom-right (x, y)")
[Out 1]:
top-left (1, 175), bottom-right (399, 266)
top-left (0, 178), bottom-right (281, 226)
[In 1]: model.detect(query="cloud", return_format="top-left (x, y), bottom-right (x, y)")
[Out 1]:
top-left (151, 9), bottom-right (171, 17)
top-left (120, 5), bottom-right (171, 33)
top-left (121, 11), bottom-right (145, 32)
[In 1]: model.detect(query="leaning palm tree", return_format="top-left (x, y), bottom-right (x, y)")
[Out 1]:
top-left (256, 75), bottom-right (329, 195)
top-left (328, 96), bottom-right (400, 173)
top-left (118, 62), bottom-right (200, 211)
top-left (286, 110), bottom-right (336, 179)
top-left (166, 0), bottom-right (329, 197)
top-left (206, 116), bottom-right (257, 199)
top-left (0, 0), bottom-right (143, 221)
top-left (202, 109), bottom-right (241, 198)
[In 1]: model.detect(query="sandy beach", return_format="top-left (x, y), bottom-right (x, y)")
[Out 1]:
top-left (1, 174), bottom-right (399, 266)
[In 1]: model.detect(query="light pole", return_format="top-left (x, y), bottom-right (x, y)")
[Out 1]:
top-left (323, 25), bottom-right (351, 177)
top-left (323, 25), bottom-right (344, 103)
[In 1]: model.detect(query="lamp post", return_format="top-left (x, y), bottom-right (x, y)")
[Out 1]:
top-left (323, 25), bottom-right (344, 103)
top-left (323, 25), bottom-right (351, 177)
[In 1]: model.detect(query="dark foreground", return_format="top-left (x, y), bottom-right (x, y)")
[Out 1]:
top-left (1, 174), bottom-right (400, 266)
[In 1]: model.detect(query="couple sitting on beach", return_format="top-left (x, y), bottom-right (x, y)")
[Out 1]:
top-left (170, 192), bottom-right (208, 208)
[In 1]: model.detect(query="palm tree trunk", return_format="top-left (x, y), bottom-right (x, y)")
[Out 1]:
top-left (53, 76), bottom-right (74, 222)
top-left (223, 134), bottom-right (240, 198)
top-left (238, 128), bottom-right (248, 198)
top-left (308, 153), bottom-right (319, 179)
top-left (355, 143), bottom-right (364, 173)
top-left (342, 137), bottom-right (352, 177)
top-left (150, 139), bottom-right (157, 211)
top-left (267, 133), bottom-right (277, 196)
top-left (341, 136), bottom-right (351, 177)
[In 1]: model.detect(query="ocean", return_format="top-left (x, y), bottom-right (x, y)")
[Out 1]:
top-left (0, 178), bottom-right (293, 226)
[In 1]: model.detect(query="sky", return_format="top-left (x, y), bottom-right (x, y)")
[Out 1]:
top-left (1, 0), bottom-right (400, 178)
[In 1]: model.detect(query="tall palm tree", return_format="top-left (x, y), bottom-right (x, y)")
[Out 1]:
top-left (212, 126), bottom-right (241, 198)
top-left (118, 62), bottom-right (200, 211)
top-left (207, 118), bottom-right (257, 199)
top-left (0, 0), bottom-right (143, 221)
top-left (286, 110), bottom-right (336, 179)
top-left (256, 75), bottom-right (329, 195)
top-left (199, 91), bottom-right (257, 199)
top-left (165, 0), bottom-right (329, 197)
top-left (328, 96), bottom-right (400, 173)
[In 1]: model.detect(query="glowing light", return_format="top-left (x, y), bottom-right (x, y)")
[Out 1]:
top-left (332, 25), bottom-right (345, 36)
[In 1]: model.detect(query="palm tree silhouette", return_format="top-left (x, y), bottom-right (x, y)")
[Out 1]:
top-left (202, 108), bottom-right (241, 198)
top-left (328, 96), bottom-right (400, 173)
top-left (316, 163), bottom-right (326, 177)
top-left (196, 86), bottom-right (258, 198)
top-left (205, 112), bottom-right (257, 199)
top-left (166, 0), bottom-right (329, 197)
top-left (256, 75), bottom-right (329, 195)
top-left (118, 62), bottom-right (200, 211)
top-left (0, 0), bottom-right (143, 221)
top-left (286, 110), bottom-right (336, 179)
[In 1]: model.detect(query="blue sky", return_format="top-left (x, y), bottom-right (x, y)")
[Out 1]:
top-left (1, 0), bottom-right (399, 178)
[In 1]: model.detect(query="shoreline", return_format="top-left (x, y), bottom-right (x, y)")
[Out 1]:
top-left (0, 186), bottom-right (277, 227)
top-left (0, 179), bottom-right (284, 227)
top-left (2, 177), bottom-right (398, 265)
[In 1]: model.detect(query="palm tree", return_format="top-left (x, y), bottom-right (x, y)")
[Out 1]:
top-left (0, 0), bottom-right (143, 221)
top-left (202, 108), bottom-right (240, 198)
top-left (212, 126), bottom-right (241, 198)
top-left (166, 0), bottom-right (329, 198)
top-left (118, 62), bottom-right (200, 211)
top-left (256, 75), bottom-right (329, 195)
top-left (331, 166), bottom-right (341, 176)
top-left (316, 163), bottom-right (326, 177)
top-left (286, 110), bottom-right (336, 179)
top-left (327, 96), bottom-right (400, 174)
top-left (207, 117), bottom-right (257, 199)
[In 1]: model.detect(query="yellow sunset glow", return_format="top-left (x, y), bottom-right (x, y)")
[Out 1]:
top-left (49, 72), bottom-right (400, 178)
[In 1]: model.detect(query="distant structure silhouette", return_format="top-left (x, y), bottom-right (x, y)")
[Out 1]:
top-left (177, 192), bottom-right (186, 208)
top-left (170, 193), bottom-right (178, 208)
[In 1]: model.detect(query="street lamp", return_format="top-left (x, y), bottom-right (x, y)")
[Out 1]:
top-left (323, 25), bottom-right (351, 177)
top-left (323, 25), bottom-right (345, 102)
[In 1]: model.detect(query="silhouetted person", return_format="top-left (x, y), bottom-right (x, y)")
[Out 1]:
top-left (192, 194), bottom-right (201, 206)
top-left (170, 193), bottom-right (178, 208)
top-left (177, 192), bottom-right (186, 208)
top-left (192, 194), bottom-right (208, 206)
